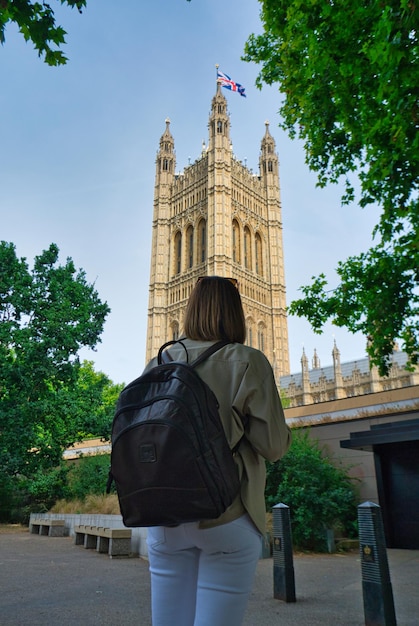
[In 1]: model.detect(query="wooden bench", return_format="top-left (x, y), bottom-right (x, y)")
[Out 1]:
top-left (74, 524), bottom-right (132, 557)
top-left (30, 518), bottom-right (66, 537)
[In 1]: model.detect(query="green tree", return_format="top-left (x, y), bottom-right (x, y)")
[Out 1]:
top-left (0, 241), bottom-right (110, 483)
top-left (67, 453), bottom-right (113, 500)
top-left (265, 429), bottom-right (358, 551)
top-left (244, 0), bottom-right (419, 375)
top-left (0, 0), bottom-right (86, 65)
top-left (72, 360), bottom-right (123, 441)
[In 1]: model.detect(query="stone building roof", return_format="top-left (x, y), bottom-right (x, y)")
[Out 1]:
top-left (280, 349), bottom-right (410, 388)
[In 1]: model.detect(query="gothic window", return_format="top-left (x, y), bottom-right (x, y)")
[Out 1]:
top-left (174, 231), bottom-right (182, 274)
top-left (244, 226), bottom-right (252, 270)
top-left (198, 219), bottom-right (207, 263)
top-left (268, 161), bottom-right (273, 172)
top-left (232, 219), bottom-right (240, 264)
top-left (217, 120), bottom-right (223, 133)
top-left (163, 158), bottom-right (168, 171)
top-left (255, 233), bottom-right (263, 276)
top-left (186, 225), bottom-right (194, 269)
top-left (257, 324), bottom-right (265, 352)
top-left (172, 322), bottom-right (179, 341)
top-left (246, 319), bottom-right (254, 347)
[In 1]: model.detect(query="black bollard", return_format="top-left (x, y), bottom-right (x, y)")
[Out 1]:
top-left (358, 501), bottom-right (397, 626)
top-left (272, 503), bottom-right (296, 602)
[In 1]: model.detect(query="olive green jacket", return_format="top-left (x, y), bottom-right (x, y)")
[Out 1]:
top-left (145, 339), bottom-right (292, 535)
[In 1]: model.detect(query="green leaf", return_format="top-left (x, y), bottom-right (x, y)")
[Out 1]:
top-left (0, 242), bottom-right (111, 491)
top-left (0, 0), bottom-right (87, 65)
top-left (244, 0), bottom-right (419, 373)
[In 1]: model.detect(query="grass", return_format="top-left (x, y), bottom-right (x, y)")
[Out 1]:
top-left (50, 494), bottom-right (121, 515)
top-left (0, 524), bottom-right (28, 534)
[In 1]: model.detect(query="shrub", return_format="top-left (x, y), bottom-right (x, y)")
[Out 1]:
top-left (67, 453), bottom-right (114, 500)
top-left (265, 428), bottom-right (359, 551)
top-left (2, 464), bottom-right (71, 524)
top-left (0, 475), bottom-right (21, 523)
top-left (1, 454), bottom-right (114, 522)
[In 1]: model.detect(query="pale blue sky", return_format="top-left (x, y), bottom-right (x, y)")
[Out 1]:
top-left (1, 0), bottom-right (380, 384)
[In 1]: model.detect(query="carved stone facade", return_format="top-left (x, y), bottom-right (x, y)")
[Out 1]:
top-left (280, 341), bottom-right (419, 407)
top-left (146, 82), bottom-right (290, 376)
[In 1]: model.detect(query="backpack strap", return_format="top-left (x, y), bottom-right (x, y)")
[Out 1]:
top-left (190, 339), bottom-right (230, 368)
top-left (231, 406), bottom-right (249, 453)
top-left (158, 339), bottom-right (189, 365)
top-left (190, 340), bottom-right (249, 451)
top-left (189, 340), bottom-right (248, 449)
top-left (158, 339), bottom-right (230, 367)
top-left (157, 338), bottom-right (247, 452)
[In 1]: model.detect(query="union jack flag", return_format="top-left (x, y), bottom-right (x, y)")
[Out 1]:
top-left (217, 70), bottom-right (246, 97)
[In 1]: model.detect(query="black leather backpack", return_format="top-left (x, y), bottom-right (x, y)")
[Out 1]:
top-left (107, 340), bottom-right (243, 527)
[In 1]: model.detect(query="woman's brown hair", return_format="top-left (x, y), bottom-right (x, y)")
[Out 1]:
top-left (183, 276), bottom-right (246, 343)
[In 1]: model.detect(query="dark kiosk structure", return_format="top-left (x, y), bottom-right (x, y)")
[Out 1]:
top-left (341, 415), bottom-right (419, 549)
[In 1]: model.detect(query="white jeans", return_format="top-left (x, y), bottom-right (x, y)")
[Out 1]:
top-left (146, 514), bottom-right (262, 626)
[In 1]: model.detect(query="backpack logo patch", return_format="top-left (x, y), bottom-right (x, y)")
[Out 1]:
top-left (139, 443), bottom-right (157, 463)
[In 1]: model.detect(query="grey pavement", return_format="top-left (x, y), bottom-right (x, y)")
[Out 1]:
top-left (0, 528), bottom-right (418, 625)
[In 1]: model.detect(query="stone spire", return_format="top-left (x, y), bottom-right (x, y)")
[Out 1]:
top-left (312, 348), bottom-right (321, 369)
top-left (259, 120), bottom-right (290, 376)
top-left (301, 348), bottom-right (313, 403)
top-left (156, 118), bottom-right (175, 177)
top-left (146, 119), bottom-right (177, 357)
top-left (332, 340), bottom-right (346, 399)
top-left (208, 80), bottom-right (231, 151)
top-left (259, 121), bottom-right (279, 188)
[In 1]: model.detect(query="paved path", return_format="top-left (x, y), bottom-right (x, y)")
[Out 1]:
top-left (1, 529), bottom-right (418, 625)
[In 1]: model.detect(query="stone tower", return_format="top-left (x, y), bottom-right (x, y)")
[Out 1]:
top-left (146, 81), bottom-right (290, 379)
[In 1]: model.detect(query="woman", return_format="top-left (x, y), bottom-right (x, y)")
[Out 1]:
top-left (146, 276), bottom-right (291, 626)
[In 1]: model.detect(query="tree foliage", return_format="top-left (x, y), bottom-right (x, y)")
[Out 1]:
top-left (67, 453), bottom-right (114, 501)
top-left (0, 0), bottom-right (86, 65)
top-left (72, 360), bottom-right (123, 441)
top-left (244, 0), bottom-right (419, 375)
top-left (0, 241), bottom-right (110, 483)
top-left (265, 429), bottom-right (359, 551)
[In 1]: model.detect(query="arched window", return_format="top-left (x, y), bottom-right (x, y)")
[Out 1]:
top-left (255, 233), bottom-right (263, 276)
top-left (244, 226), bottom-right (252, 270)
top-left (174, 231), bottom-right (182, 274)
top-left (198, 219), bottom-right (206, 263)
top-left (172, 322), bottom-right (179, 341)
top-left (186, 225), bottom-right (194, 269)
top-left (232, 219), bottom-right (240, 264)
top-left (217, 120), bottom-right (223, 133)
top-left (258, 324), bottom-right (265, 352)
top-left (246, 318), bottom-right (254, 347)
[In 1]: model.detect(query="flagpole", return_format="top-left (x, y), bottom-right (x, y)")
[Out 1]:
top-left (215, 63), bottom-right (219, 87)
